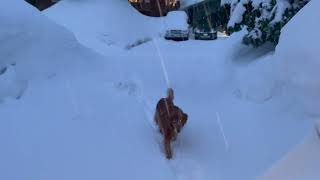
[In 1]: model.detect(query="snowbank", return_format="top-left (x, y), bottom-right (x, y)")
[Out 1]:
top-left (0, 1), bottom-right (175, 180)
top-left (252, 1), bottom-right (320, 178)
top-left (234, 53), bottom-right (282, 103)
top-left (276, 0), bottom-right (320, 115)
top-left (45, 0), bottom-right (167, 54)
top-left (258, 128), bottom-right (320, 180)
top-left (0, 0), bottom-right (103, 101)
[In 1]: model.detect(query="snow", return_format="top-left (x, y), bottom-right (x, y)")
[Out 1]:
top-left (44, 0), bottom-right (167, 55)
top-left (228, 2), bottom-right (246, 27)
top-left (257, 1), bottom-right (320, 179)
top-left (0, 0), bottom-right (104, 100)
top-left (251, 0), bottom-right (270, 8)
top-left (1, 0), bottom-right (319, 180)
top-left (270, 1), bottom-right (291, 24)
top-left (0, 1), bottom-right (174, 180)
top-left (227, 0), bottom-right (299, 29)
top-left (164, 11), bottom-right (189, 30)
top-left (276, 0), bottom-right (320, 115)
top-left (221, 0), bottom-right (233, 5)
top-left (258, 128), bottom-right (320, 180)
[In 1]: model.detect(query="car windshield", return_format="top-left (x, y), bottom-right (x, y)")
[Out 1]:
top-left (195, 28), bottom-right (215, 33)
top-left (170, 30), bottom-right (183, 32)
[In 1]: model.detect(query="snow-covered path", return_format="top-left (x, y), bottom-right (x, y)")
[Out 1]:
top-left (118, 37), bottom-right (312, 180)
top-left (2, 1), bottom-right (318, 180)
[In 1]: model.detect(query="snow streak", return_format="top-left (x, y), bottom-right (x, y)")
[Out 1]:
top-left (216, 112), bottom-right (230, 151)
top-left (152, 39), bottom-right (171, 88)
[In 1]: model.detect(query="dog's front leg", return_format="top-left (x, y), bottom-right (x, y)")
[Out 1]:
top-left (164, 139), bottom-right (172, 159)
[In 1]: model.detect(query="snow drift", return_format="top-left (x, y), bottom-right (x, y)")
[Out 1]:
top-left (0, 0), bottom-right (103, 101)
top-left (276, 0), bottom-right (320, 115)
top-left (45, 0), bottom-right (168, 54)
top-left (255, 1), bottom-right (320, 178)
top-left (0, 1), bottom-right (175, 180)
top-left (258, 129), bottom-right (320, 180)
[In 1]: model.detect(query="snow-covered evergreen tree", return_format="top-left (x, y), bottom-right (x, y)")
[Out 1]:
top-left (224, 0), bottom-right (310, 47)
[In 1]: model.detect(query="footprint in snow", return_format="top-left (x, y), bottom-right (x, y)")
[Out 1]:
top-left (168, 155), bottom-right (206, 180)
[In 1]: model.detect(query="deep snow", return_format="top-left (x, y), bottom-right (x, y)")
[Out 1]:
top-left (276, 0), bottom-right (320, 116)
top-left (45, 0), bottom-right (167, 55)
top-left (258, 1), bottom-right (320, 178)
top-left (0, 1), bottom-right (174, 180)
top-left (258, 129), bottom-right (320, 180)
top-left (1, 0), bottom-right (319, 180)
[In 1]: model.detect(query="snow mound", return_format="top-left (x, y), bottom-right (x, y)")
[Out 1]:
top-left (255, 1), bottom-right (320, 178)
top-left (276, 0), bottom-right (320, 115)
top-left (258, 128), bottom-right (320, 180)
top-left (0, 0), bottom-right (104, 101)
top-left (45, 0), bottom-right (167, 54)
top-left (0, 1), bottom-right (175, 180)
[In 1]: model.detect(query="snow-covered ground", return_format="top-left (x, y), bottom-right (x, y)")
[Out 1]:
top-left (258, 1), bottom-right (320, 179)
top-left (0, 1), bottom-right (173, 180)
top-left (1, 0), bottom-right (319, 180)
top-left (258, 129), bottom-right (320, 180)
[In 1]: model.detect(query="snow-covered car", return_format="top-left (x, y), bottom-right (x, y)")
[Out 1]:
top-left (194, 28), bottom-right (217, 40)
top-left (164, 11), bottom-right (189, 41)
top-left (165, 30), bottom-right (189, 41)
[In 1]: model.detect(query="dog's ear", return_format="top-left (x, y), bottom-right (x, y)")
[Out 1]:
top-left (181, 113), bottom-right (188, 126)
top-left (184, 113), bottom-right (188, 120)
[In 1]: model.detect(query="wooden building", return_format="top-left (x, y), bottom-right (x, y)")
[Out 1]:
top-left (183, 0), bottom-right (229, 31)
top-left (129, 0), bottom-right (180, 17)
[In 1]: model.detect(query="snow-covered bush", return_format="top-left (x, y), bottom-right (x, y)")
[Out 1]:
top-left (224, 0), bottom-right (309, 47)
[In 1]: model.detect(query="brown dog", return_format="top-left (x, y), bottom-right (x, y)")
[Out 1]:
top-left (154, 88), bottom-right (188, 159)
